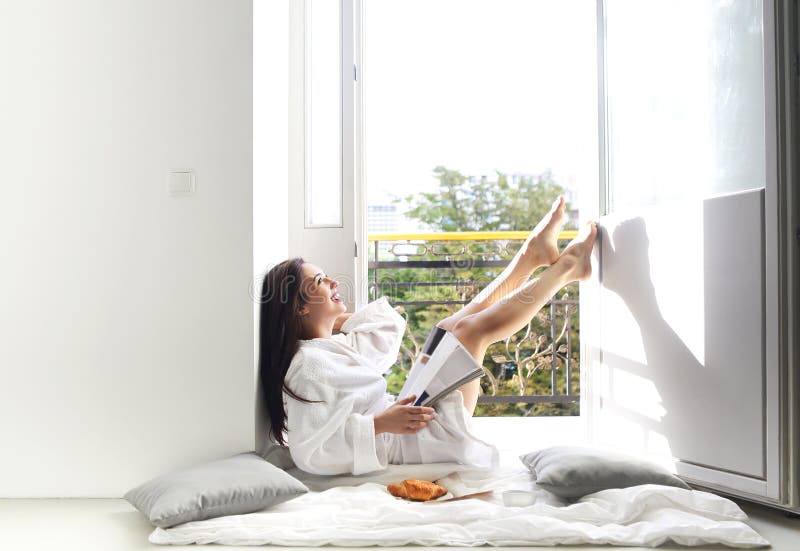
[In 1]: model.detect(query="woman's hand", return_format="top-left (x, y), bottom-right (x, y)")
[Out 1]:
top-left (374, 396), bottom-right (436, 435)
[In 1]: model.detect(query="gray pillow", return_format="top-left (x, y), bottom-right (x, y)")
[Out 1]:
top-left (520, 446), bottom-right (690, 500)
top-left (124, 452), bottom-right (308, 528)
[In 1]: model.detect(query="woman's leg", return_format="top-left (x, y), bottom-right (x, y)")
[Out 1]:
top-left (435, 196), bottom-right (566, 332)
top-left (458, 380), bottom-right (482, 416)
top-left (455, 222), bottom-right (597, 415)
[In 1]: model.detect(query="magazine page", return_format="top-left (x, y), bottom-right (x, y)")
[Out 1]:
top-left (399, 333), bottom-right (483, 406)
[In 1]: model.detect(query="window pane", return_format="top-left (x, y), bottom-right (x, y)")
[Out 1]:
top-left (307, 0), bottom-right (342, 226)
top-left (605, 0), bottom-right (765, 211)
top-left (364, 0), bottom-right (597, 224)
top-left (363, 0), bottom-right (597, 417)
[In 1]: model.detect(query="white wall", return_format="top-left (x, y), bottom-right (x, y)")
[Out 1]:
top-left (253, 0), bottom-right (289, 455)
top-left (0, 0), bottom-right (254, 497)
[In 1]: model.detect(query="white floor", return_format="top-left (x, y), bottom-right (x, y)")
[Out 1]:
top-left (3, 418), bottom-right (799, 550)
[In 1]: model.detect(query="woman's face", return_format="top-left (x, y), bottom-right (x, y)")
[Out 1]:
top-left (297, 262), bottom-right (346, 332)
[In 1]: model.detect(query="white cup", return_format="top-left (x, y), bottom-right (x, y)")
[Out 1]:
top-left (502, 490), bottom-right (536, 507)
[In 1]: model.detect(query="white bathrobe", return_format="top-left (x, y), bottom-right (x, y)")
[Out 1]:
top-left (284, 296), bottom-right (499, 476)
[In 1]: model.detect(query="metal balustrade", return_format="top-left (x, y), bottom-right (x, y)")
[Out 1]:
top-left (368, 231), bottom-right (580, 411)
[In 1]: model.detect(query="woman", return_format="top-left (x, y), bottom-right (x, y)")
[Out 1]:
top-left (259, 196), bottom-right (597, 475)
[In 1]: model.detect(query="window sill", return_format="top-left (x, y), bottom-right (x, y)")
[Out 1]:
top-left (470, 416), bottom-right (588, 460)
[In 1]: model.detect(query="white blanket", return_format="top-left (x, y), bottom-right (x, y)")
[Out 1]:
top-left (150, 464), bottom-right (768, 548)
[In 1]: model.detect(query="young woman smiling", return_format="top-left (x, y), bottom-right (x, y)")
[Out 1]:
top-left (259, 196), bottom-right (597, 475)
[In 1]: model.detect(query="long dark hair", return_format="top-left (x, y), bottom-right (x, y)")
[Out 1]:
top-left (258, 257), bottom-right (319, 446)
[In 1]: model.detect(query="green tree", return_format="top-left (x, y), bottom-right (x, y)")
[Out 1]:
top-left (399, 166), bottom-right (575, 232)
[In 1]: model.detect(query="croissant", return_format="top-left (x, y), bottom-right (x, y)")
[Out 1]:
top-left (387, 479), bottom-right (447, 501)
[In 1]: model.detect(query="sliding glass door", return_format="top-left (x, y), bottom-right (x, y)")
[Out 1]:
top-left (591, 0), bottom-right (783, 499)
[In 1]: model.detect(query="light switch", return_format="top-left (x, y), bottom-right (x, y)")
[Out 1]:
top-left (167, 170), bottom-right (195, 196)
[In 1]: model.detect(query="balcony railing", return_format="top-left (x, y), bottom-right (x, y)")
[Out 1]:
top-left (368, 231), bottom-right (580, 414)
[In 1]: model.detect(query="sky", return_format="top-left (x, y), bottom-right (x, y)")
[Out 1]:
top-left (361, 0), bottom-right (599, 209)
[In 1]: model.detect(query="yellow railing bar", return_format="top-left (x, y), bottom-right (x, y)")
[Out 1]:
top-left (368, 230), bottom-right (578, 242)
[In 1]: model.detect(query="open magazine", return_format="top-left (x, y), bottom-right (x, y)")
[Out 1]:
top-left (398, 326), bottom-right (485, 407)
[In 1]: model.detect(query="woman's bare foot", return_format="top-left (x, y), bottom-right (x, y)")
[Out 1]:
top-left (557, 221), bottom-right (598, 281)
top-left (520, 195), bottom-right (566, 267)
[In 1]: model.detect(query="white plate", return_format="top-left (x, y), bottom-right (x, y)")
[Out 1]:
top-left (386, 488), bottom-right (454, 502)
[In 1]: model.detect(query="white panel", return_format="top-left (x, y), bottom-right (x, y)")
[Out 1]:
top-left (289, 0), bottom-right (356, 307)
top-left (0, 0), bottom-right (253, 497)
top-left (596, 190), bottom-right (765, 480)
top-left (254, 0), bottom-right (290, 457)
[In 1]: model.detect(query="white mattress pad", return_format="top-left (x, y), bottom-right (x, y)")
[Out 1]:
top-left (150, 462), bottom-right (768, 548)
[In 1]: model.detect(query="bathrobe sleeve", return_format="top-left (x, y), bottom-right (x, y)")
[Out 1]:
top-left (339, 296), bottom-right (406, 374)
top-left (285, 350), bottom-right (388, 476)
